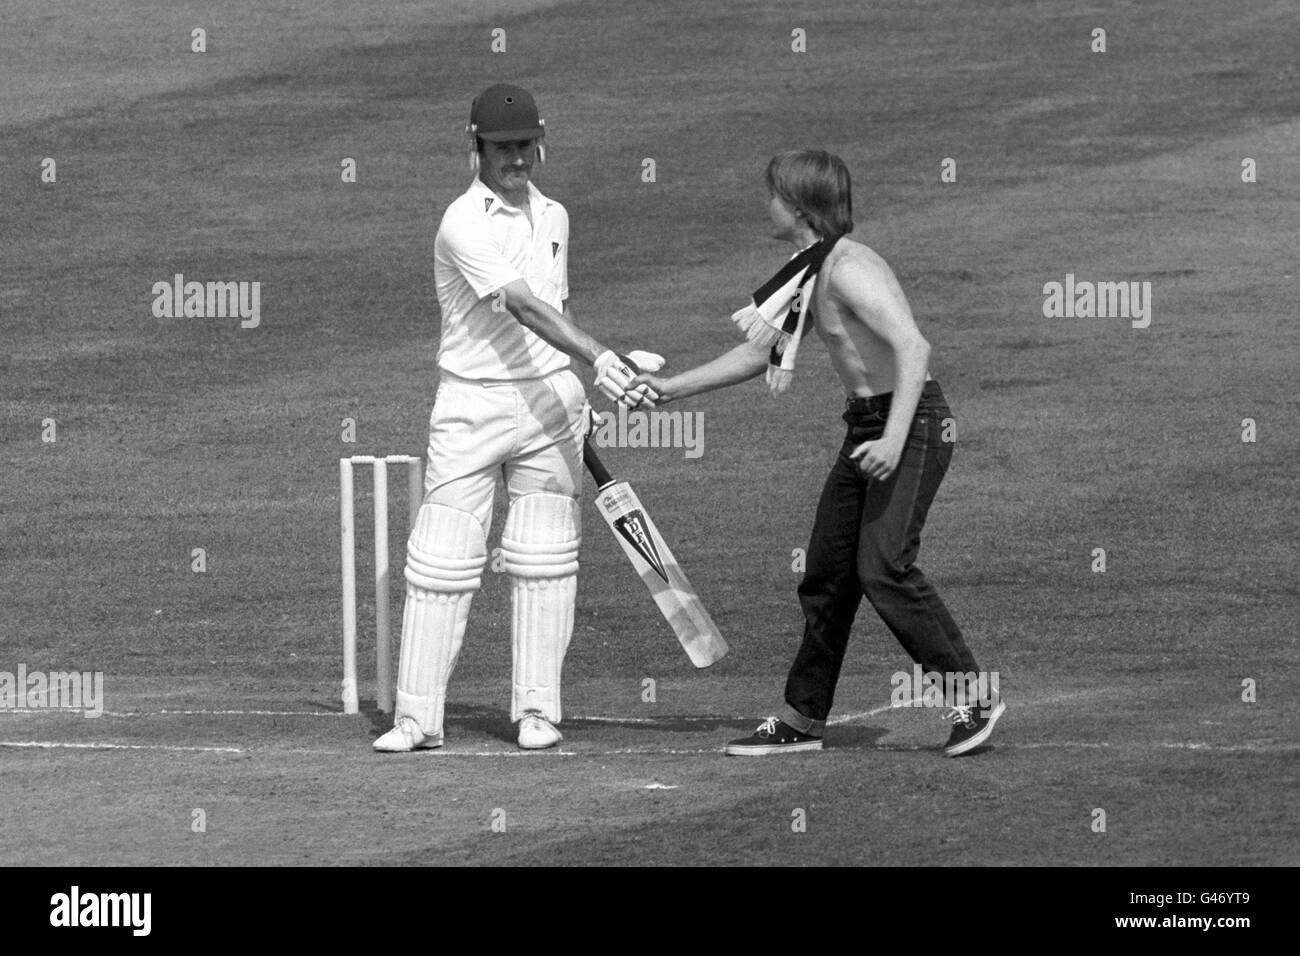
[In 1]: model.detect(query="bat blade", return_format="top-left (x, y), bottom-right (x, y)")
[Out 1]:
top-left (593, 480), bottom-right (727, 666)
top-left (591, 477), bottom-right (728, 668)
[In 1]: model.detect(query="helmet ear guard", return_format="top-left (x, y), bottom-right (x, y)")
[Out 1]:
top-left (467, 122), bottom-right (480, 170)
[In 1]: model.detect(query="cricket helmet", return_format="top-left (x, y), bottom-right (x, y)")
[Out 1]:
top-left (468, 84), bottom-right (546, 142)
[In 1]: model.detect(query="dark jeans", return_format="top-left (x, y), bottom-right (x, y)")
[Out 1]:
top-left (781, 381), bottom-right (978, 732)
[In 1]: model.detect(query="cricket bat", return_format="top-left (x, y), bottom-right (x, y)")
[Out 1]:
top-left (583, 440), bottom-right (727, 667)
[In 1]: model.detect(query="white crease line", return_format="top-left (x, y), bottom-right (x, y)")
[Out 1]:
top-left (100, 709), bottom-right (350, 718)
top-left (829, 701), bottom-right (912, 724)
top-left (829, 689), bottom-right (1113, 726)
top-left (0, 690), bottom-right (1135, 723)
top-left (0, 691), bottom-right (1103, 724)
top-left (0, 740), bottom-right (244, 754)
top-left (427, 741), bottom-right (1298, 757)
top-left (2, 739), bottom-right (1293, 759)
top-left (385, 748), bottom-right (724, 758)
top-left (569, 748), bottom-right (723, 756)
top-left (0, 709), bottom-right (347, 718)
top-left (146, 709), bottom-right (350, 717)
top-left (2, 709), bottom-right (750, 722)
top-left (1159, 742), bottom-right (1298, 752)
top-left (863, 742), bottom-right (1299, 754)
top-left (561, 715), bottom-right (748, 724)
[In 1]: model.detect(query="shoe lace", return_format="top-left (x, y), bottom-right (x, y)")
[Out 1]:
top-left (756, 716), bottom-right (779, 737)
top-left (945, 705), bottom-right (976, 729)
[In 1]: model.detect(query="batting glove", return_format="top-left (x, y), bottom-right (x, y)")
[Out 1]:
top-left (623, 350), bottom-right (666, 374)
top-left (614, 350), bottom-right (665, 407)
top-left (593, 350), bottom-right (658, 408)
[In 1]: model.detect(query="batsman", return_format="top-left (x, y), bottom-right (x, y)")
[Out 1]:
top-left (375, 84), bottom-right (659, 752)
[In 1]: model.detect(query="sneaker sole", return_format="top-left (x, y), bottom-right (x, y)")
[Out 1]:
top-left (373, 736), bottom-right (444, 753)
top-left (943, 700), bottom-right (1006, 757)
top-left (724, 740), bottom-right (823, 756)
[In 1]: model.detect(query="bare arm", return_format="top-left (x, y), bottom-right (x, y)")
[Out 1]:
top-left (631, 340), bottom-right (769, 404)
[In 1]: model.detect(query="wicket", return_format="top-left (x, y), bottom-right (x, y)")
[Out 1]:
top-left (340, 454), bottom-right (423, 715)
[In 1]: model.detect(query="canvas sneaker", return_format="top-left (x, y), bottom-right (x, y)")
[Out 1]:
top-left (725, 716), bottom-right (823, 756)
top-left (942, 699), bottom-right (1006, 757)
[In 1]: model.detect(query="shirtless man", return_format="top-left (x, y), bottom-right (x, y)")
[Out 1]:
top-left (632, 149), bottom-right (1004, 757)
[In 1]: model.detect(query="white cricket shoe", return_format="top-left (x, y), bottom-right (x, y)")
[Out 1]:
top-left (517, 712), bottom-right (562, 749)
top-left (373, 716), bottom-right (443, 753)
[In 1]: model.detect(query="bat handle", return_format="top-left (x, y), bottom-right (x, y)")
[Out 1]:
top-left (582, 440), bottom-right (616, 489)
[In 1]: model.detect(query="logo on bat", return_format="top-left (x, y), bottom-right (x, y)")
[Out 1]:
top-left (612, 510), bottom-right (669, 583)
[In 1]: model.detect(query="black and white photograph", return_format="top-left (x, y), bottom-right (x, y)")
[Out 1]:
top-left (2, 0), bottom-right (1294, 917)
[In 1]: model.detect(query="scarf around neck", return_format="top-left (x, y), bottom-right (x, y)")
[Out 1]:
top-left (730, 236), bottom-right (839, 394)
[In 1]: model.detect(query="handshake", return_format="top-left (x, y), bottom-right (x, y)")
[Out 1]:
top-left (592, 349), bottom-right (665, 409)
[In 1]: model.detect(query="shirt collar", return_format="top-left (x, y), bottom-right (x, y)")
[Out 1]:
top-left (471, 177), bottom-right (553, 216)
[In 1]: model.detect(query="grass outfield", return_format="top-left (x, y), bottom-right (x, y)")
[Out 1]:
top-left (1, 0), bottom-right (1297, 867)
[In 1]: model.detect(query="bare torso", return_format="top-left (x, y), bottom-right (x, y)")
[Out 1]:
top-left (811, 237), bottom-right (930, 398)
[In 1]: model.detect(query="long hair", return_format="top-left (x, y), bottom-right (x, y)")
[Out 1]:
top-left (765, 150), bottom-right (853, 239)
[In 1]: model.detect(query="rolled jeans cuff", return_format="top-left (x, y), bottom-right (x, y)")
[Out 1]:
top-left (780, 704), bottom-right (825, 737)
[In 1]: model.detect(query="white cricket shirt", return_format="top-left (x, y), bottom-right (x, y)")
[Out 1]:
top-left (433, 177), bottom-right (571, 380)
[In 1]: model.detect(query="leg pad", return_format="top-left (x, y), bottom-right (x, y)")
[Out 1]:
top-left (393, 504), bottom-right (487, 735)
top-left (501, 494), bottom-right (580, 722)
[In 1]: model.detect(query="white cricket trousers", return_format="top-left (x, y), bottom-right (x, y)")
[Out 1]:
top-left (424, 367), bottom-right (586, 520)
